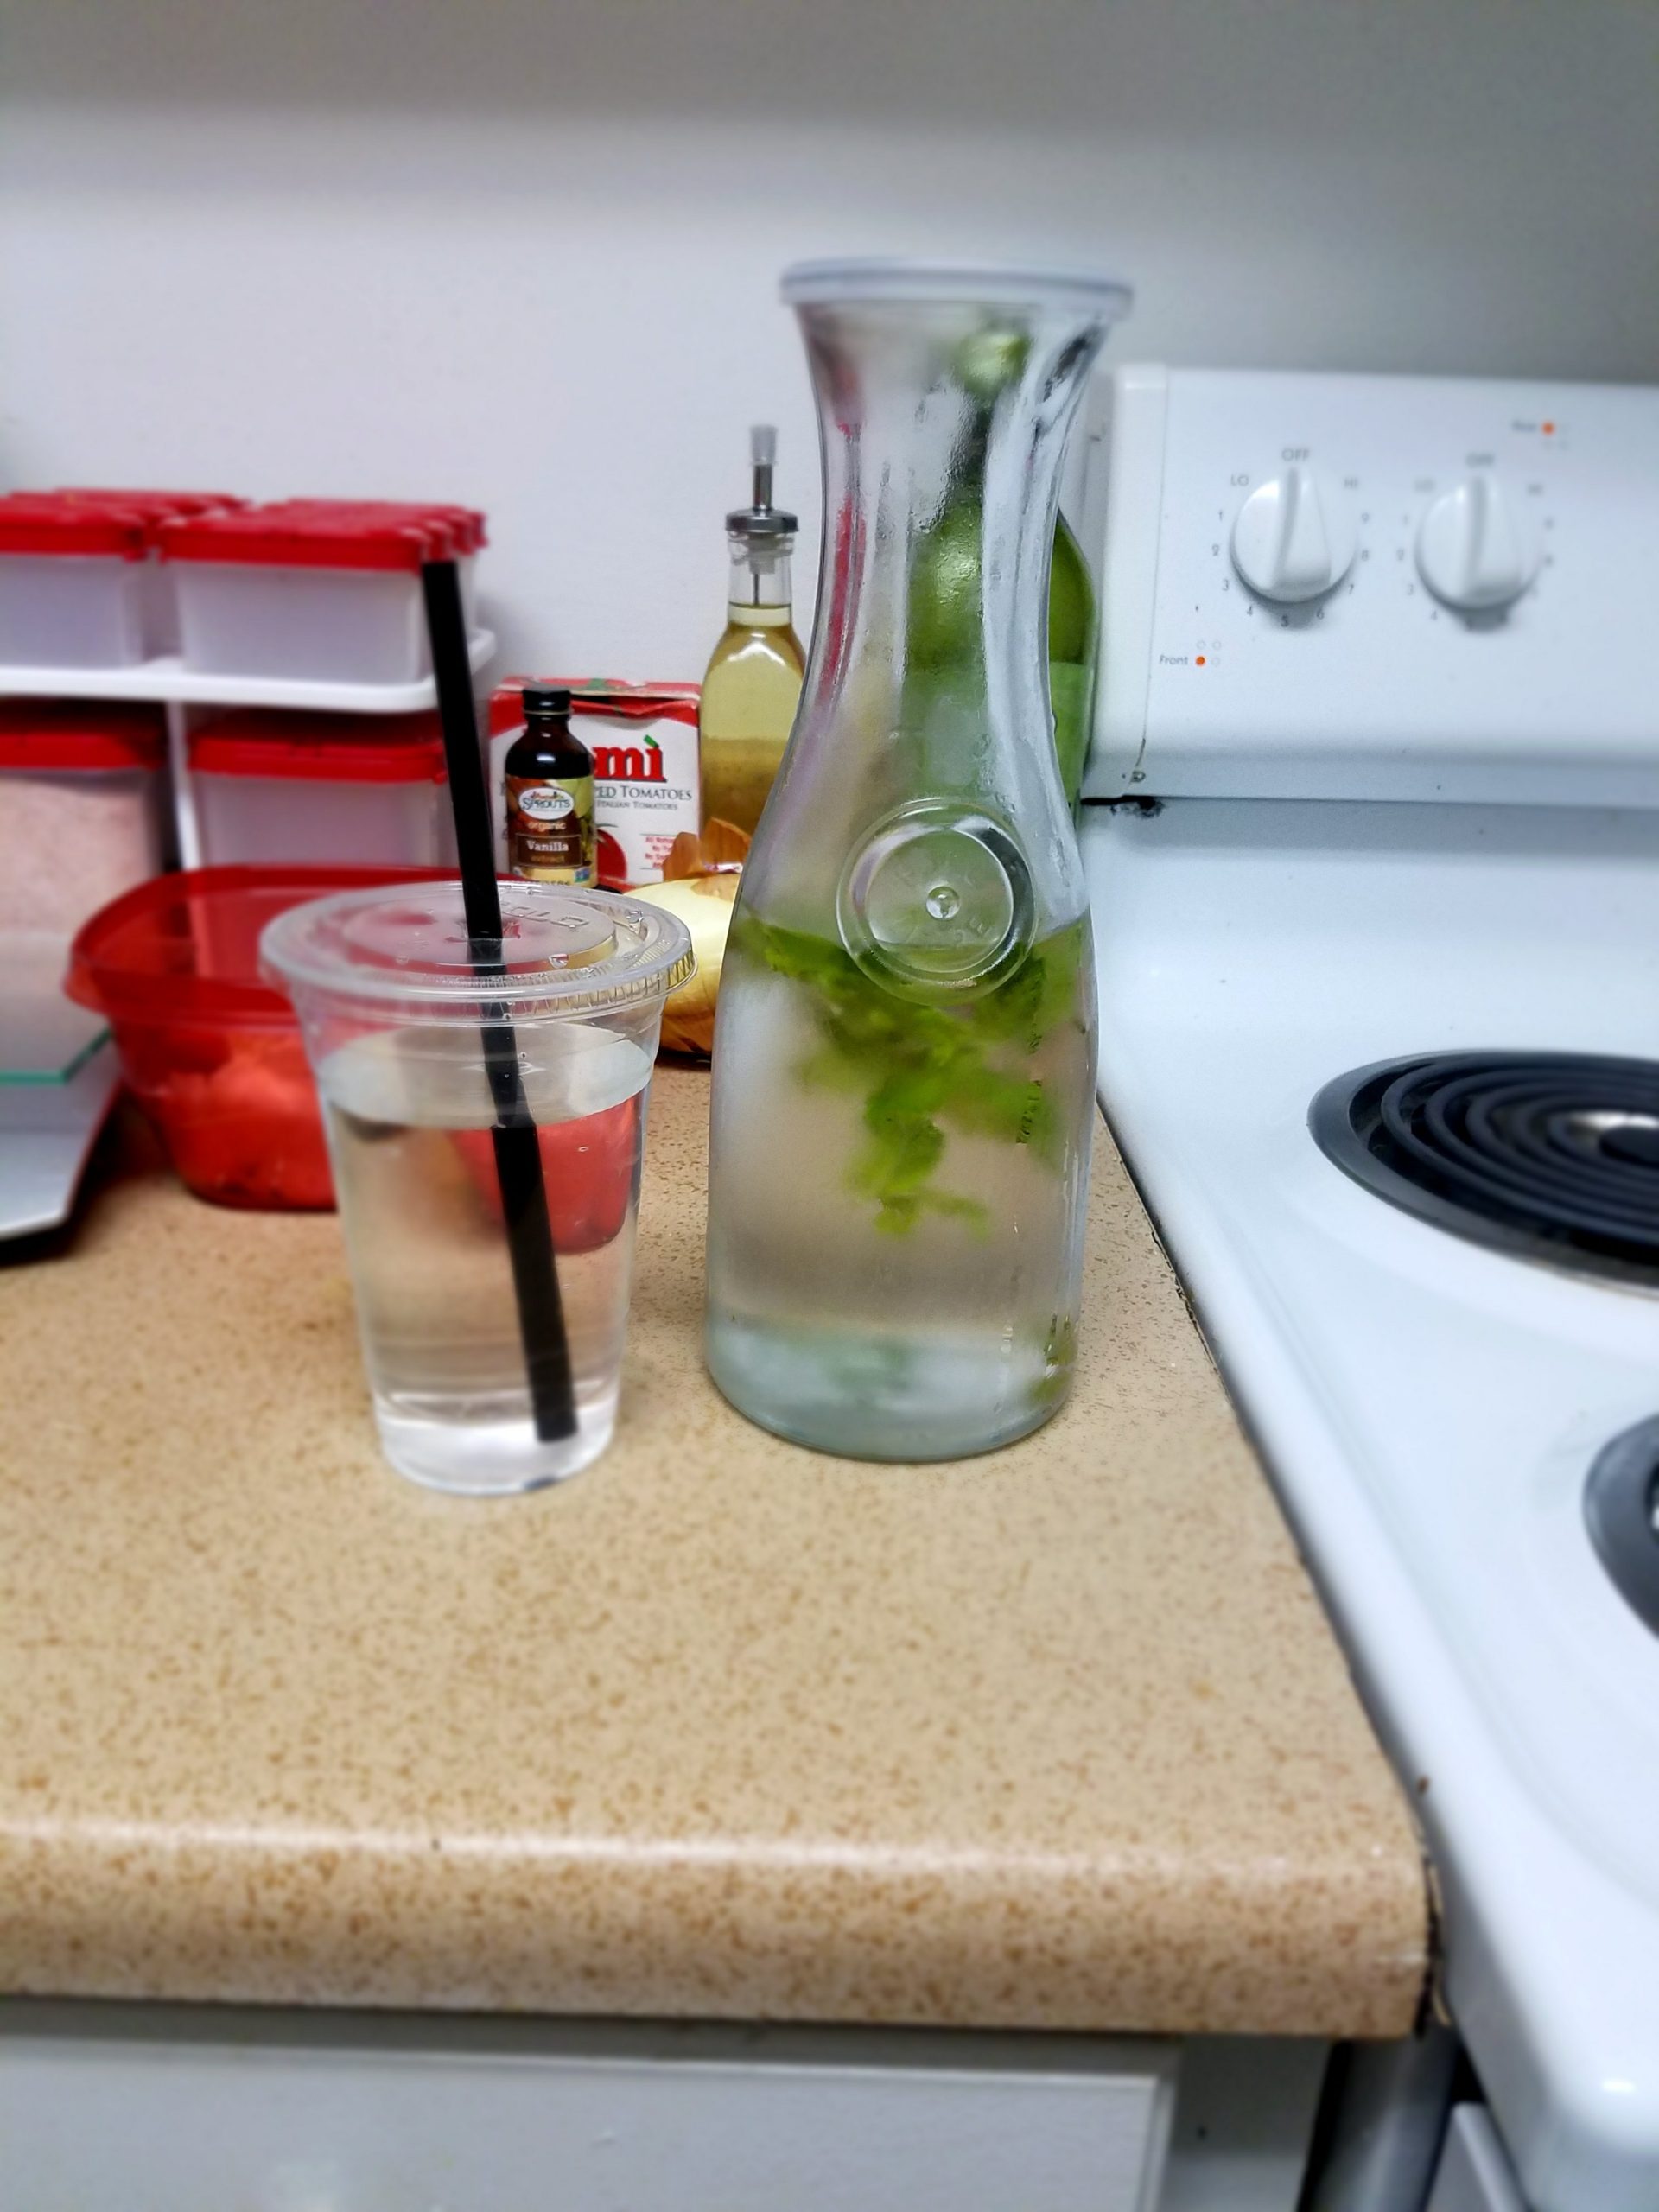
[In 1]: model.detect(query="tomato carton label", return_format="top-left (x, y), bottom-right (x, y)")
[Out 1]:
top-left (491, 677), bottom-right (701, 890)
top-left (582, 712), bottom-right (701, 889)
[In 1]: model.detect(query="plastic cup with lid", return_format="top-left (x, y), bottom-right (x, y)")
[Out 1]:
top-left (262, 879), bottom-right (692, 1496)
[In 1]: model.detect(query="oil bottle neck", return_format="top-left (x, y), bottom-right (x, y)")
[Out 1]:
top-left (727, 529), bottom-right (795, 624)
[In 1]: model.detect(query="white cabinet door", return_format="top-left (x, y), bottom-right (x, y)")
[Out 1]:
top-left (1160, 2039), bottom-right (1330, 2212)
top-left (1427, 2107), bottom-right (1530, 2212)
top-left (0, 2007), bottom-right (1176, 2212)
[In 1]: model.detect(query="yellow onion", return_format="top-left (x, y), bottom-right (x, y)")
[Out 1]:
top-left (632, 874), bottom-right (739, 1056)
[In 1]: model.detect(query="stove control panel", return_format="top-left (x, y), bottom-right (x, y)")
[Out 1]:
top-left (1086, 365), bottom-right (1659, 804)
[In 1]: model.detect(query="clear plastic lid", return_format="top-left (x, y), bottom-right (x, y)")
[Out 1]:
top-left (261, 880), bottom-right (694, 1023)
top-left (780, 258), bottom-right (1133, 316)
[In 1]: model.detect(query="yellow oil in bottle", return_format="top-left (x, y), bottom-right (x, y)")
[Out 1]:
top-left (699, 598), bottom-right (804, 837)
top-left (698, 426), bottom-right (804, 840)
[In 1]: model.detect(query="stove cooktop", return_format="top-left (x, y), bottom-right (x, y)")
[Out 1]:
top-left (1082, 359), bottom-right (1659, 2211)
top-left (1084, 799), bottom-right (1659, 2212)
top-left (1309, 1050), bottom-right (1659, 1287)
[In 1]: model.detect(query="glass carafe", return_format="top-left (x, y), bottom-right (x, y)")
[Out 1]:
top-left (706, 260), bottom-right (1131, 1460)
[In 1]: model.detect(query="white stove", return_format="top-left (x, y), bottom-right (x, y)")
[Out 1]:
top-left (1081, 367), bottom-right (1659, 2212)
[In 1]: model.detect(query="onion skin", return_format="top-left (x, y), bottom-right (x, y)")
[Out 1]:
top-left (632, 874), bottom-right (738, 1056)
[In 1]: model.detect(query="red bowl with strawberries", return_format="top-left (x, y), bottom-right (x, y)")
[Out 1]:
top-left (67, 865), bottom-right (447, 1208)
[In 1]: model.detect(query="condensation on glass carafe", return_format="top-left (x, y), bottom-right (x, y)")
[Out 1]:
top-left (705, 260), bottom-right (1131, 1460)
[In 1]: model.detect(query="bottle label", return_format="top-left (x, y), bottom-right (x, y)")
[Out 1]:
top-left (507, 774), bottom-right (594, 883)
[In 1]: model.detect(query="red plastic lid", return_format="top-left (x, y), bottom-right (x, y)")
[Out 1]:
top-left (271, 499), bottom-right (487, 556)
top-left (158, 498), bottom-right (482, 571)
top-left (51, 488), bottom-right (247, 544)
top-left (55, 488), bottom-right (245, 513)
top-left (0, 494), bottom-right (149, 559)
top-left (66, 863), bottom-right (452, 1027)
top-left (0, 698), bottom-right (167, 772)
top-left (190, 709), bottom-right (448, 784)
top-left (489, 674), bottom-right (701, 737)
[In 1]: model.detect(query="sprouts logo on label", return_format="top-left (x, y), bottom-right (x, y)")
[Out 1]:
top-left (593, 738), bottom-right (667, 785)
top-left (516, 784), bottom-right (576, 822)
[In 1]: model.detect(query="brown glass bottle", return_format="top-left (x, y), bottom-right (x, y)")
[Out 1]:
top-left (505, 686), bottom-right (596, 885)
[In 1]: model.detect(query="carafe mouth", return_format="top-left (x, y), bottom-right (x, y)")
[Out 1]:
top-left (781, 259), bottom-right (1133, 317)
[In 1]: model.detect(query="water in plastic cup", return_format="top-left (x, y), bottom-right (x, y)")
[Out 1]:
top-left (262, 881), bottom-right (692, 1495)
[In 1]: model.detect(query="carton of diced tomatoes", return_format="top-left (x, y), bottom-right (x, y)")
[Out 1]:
top-left (490, 677), bottom-right (700, 891)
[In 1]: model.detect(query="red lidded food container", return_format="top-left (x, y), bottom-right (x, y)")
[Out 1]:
top-left (0, 489), bottom-right (246, 665)
top-left (158, 499), bottom-right (487, 686)
top-left (66, 864), bottom-right (445, 1210)
top-left (188, 709), bottom-right (455, 869)
top-left (0, 494), bottom-right (153, 668)
top-left (0, 702), bottom-right (168, 937)
top-left (49, 490), bottom-right (247, 652)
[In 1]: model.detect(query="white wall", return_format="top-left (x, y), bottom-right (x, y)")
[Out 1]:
top-left (2, 0), bottom-right (1656, 682)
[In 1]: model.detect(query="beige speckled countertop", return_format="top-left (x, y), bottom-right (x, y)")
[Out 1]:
top-left (0, 1067), bottom-right (1427, 2037)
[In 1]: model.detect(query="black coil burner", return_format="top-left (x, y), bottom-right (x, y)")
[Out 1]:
top-left (1309, 1051), bottom-right (1659, 1287)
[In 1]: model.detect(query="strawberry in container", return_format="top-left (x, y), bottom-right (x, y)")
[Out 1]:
top-left (448, 1096), bottom-right (643, 1253)
top-left (488, 677), bottom-right (701, 892)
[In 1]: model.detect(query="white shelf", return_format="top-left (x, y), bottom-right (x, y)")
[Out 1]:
top-left (0, 632), bottom-right (496, 868)
top-left (0, 630), bottom-right (495, 713)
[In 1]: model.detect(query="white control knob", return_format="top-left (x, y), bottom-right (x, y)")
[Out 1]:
top-left (1230, 466), bottom-right (1357, 602)
top-left (1414, 475), bottom-right (1538, 611)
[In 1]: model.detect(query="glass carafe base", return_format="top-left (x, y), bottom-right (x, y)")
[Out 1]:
top-left (704, 907), bottom-right (1094, 1462)
top-left (706, 1310), bottom-right (1071, 1461)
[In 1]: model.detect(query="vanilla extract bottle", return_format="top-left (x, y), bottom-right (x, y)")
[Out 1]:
top-left (505, 686), bottom-right (595, 885)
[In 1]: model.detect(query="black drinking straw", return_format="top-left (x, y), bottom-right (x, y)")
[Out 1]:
top-left (422, 558), bottom-right (577, 1444)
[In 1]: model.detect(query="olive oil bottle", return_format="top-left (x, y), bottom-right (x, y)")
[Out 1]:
top-left (697, 426), bottom-right (805, 840)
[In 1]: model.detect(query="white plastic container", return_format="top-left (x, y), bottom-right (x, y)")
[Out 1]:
top-left (0, 702), bottom-right (167, 935)
top-left (0, 491), bottom-right (247, 668)
top-left (51, 488), bottom-right (246, 655)
top-left (0, 500), bottom-right (152, 669)
top-left (189, 709), bottom-right (457, 869)
top-left (162, 502), bottom-right (486, 686)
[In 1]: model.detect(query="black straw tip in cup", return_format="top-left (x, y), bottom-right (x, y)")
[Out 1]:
top-left (422, 558), bottom-right (578, 1446)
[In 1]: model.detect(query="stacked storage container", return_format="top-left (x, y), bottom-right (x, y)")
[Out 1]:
top-left (159, 499), bottom-right (486, 683)
top-left (188, 709), bottom-right (456, 868)
top-left (154, 499), bottom-right (484, 865)
top-left (0, 490), bottom-right (243, 667)
top-left (0, 701), bottom-right (168, 935)
top-left (0, 488), bottom-right (490, 1209)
